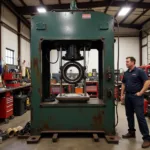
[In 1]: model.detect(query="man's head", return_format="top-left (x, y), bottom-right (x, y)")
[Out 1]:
top-left (126, 57), bottom-right (136, 69)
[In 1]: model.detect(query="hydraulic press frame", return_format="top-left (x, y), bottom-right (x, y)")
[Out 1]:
top-left (30, 10), bottom-right (116, 141)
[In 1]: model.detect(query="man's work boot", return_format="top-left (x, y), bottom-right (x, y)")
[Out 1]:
top-left (142, 140), bottom-right (150, 148)
top-left (122, 131), bottom-right (135, 138)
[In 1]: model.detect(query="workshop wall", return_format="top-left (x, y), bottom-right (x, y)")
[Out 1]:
top-left (142, 46), bottom-right (147, 65)
top-left (142, 21), bottom-right (150, 65)
top-left (114, 27), bottom-right (139, 37)
top-left (20, 22), bottom-right (30, 39)
top-left (20, 38), bottom-right (31, 67)
top-left (142, 35), bottom-right (150, 65)
top-left (1, 4), bottom-right (17, 30)
top-left (1, 26), bottom-right (18, 65)
top-left (142, 37), bottom-right (147, 65)
top-left (0, 4), bottom-right (31, 67)
top-left (114, 37), bottom-right (140, 71)
top-left (20, 22), bottom-right (31, 67)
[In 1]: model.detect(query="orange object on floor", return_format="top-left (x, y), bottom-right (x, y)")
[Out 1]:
top-left (75, 87), bottom-right (83, 94)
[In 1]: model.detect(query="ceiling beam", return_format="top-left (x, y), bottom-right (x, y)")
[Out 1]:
top-left (119, 0), bottom-right (144, 24)
top-left (140, 17), bottom-right (150, 28)
top-left (39, 0), bottom-right (44, 5)
top-left (117, 23), bottom-right (141, 29)
top-left (2, 0), bottom-right (30, 28)
top-left (20, 0), bottom-right (27, 7)
top-left (58, 0), bottom-right (61, 5)
top-left (130, 9), bottom-right (149, 25)
top-left (16, 1), bottom-right (150, 15)
top-left (104, 0), bottom-right (114, 13)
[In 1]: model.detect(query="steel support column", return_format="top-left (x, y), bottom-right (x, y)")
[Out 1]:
top-left (0, 1), bottom-right (1, 60)
top-left (139, 31), bottom-right (142, 65)
top-left (17, 18), bottom-right (21, 66)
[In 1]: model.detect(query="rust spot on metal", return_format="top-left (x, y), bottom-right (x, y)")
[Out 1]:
top-left (43, 123), bottom-right (50, 130)
top-left (92, 112), bottom-right (103, 129)
top-left (31, 107), bottom-right (34, 121)
top-left (36, 128), bottom-right (42, 133)
top-left (38, 88), bottom-right (42, 97)
top-left (38, 40), bottom-right (42, 67)
top-left (38, 39), bottom-right (43, 53)
top-left (33, 58), bottom-right (40, 79)
top-left (33, 58), bottom-right (38, 68)
top-left (93, 112), bottom-right (102, 124)
top-left (101, 38), bottom-right (105, 42)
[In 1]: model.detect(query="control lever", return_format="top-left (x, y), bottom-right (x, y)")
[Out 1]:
top-left (107, 89), bottom-right (113, 98)
top-left (106, 71), bottom-right (112, 80)
top-left (106, 66), bottom-right (112, 81)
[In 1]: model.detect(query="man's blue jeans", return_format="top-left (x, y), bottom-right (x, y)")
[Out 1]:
top-left (125, 93), bottom-right (150, 141)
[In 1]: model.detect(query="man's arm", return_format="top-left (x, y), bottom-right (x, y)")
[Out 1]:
top-left (136, 69), bottom-right (150, 96)
top-left (121, 73), bottom-right (126, 98)
top-left (138, 80), bottom-right (150, 95)
top-left (121, 83), bottom-right (125, 96)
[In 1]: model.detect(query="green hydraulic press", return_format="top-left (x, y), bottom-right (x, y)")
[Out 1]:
top-left (29, 1), bottom-right (117, 143)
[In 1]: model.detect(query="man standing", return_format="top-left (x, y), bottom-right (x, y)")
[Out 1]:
top-left (121, 57), bottom-right (150, 148)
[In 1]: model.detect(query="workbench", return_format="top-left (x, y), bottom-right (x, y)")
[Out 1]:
top-left (0, 83), bottom-right (31, 94)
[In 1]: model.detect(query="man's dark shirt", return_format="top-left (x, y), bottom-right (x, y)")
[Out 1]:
top-left (122, 67), bottom-right (148, 93)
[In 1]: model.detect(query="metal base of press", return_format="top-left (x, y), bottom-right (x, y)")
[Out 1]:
top-left (18, 133), bottom-right (30, 139)
top-left (105, 135), bottom-right (119, 144)
top-left (27, 136), bottom-right (41, 144)
top-left (27, 131), bottom-right (119, 144)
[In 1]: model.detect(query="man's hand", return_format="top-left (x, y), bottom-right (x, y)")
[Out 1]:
top-left (138, 80), bottom-right (150, 96)
top-left (121, 95), bottom-right (124, 101)
top-left (121, 83), bottom-right (125, 101)
top-left (135, 92), bottom-right (143, 96)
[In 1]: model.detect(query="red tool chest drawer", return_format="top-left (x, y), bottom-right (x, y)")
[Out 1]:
top-left (0, 96), bottom-right (13, 119)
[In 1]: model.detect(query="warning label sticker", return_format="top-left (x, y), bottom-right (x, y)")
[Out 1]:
top-left (82, 14), bottom-right (91, 19)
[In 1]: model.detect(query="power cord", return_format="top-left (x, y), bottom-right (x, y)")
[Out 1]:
top-left (115, 18), bottom-right (120, 127)
top-left (46, 50), bottom-right (59, 64)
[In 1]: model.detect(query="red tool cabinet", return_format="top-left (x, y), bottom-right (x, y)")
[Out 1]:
top-left (0, 95), bottom-right (13, 120)
top-left (3, 72), bottom-right (21, 88)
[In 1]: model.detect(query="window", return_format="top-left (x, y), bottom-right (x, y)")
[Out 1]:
top-left (5, 48), bottom-right (14, 65)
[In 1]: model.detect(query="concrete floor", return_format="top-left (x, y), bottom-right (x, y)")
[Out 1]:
top-left (0, 103), bottom-right (150, 150)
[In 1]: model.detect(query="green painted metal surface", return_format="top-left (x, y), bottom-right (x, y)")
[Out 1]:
top-left (31, 10), bottom-right (115, 135)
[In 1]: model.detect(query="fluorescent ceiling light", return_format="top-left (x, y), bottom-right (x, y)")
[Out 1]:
top-left (37, 7), bottom-right (47, 13)
top-left (118, 7), bottom-right (131, 16)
